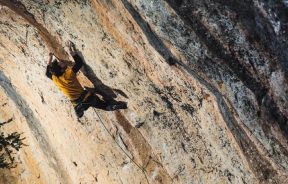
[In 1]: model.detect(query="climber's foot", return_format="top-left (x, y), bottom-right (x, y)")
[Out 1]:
top-left (106, 102), bottom-right (127, 111)
top-left (74, 103), bottom-right (90, 118)
top-left (76, 110), bottom-right (84, 118)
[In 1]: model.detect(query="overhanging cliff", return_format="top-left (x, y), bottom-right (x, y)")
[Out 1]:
top-left (0, 0), bottom-right (287, 183)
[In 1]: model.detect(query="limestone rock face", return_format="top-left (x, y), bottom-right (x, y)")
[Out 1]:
top-left (0, 0), bottom-right (287, 183)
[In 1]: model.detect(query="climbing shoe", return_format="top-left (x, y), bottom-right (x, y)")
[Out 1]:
top-left (74, 103), bottom-right (87, 118)
top-left (106, 102), bottom-right (127, 111)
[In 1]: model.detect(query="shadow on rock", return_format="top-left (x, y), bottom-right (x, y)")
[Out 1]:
top-left (76, 51), bottom-right (129, 101)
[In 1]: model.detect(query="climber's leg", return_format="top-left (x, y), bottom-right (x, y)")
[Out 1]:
top-left (106, 101), bottom-right (128, 111)
top-left (85, 94), bottom-right (109, 110)
top-left (84, 94), bottom-right (127, 111)
top-left (73, 90), bottom-right (91, 118)
top-left (74, 103), bottom-right (86, 118)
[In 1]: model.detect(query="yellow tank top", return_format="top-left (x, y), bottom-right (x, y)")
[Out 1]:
top-left (52, 67), bottom-right (84, 101)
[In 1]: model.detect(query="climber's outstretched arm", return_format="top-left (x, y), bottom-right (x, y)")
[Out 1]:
top-left (71, 54), bottom-right (83, 73)
top-left (65, 40), bottom-right (83, 73)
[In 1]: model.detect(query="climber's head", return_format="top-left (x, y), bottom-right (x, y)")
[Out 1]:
top-left (50, 59), bottom-right (66, 77)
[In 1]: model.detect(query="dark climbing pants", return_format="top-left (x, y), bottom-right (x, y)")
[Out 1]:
top-left (74, 92), bottom-right (112, 117)
top-left (82, 94), bottom-right (111, 110)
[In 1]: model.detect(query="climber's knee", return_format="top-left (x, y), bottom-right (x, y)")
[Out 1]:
top-left (74, 104), bottom-right (84, 118)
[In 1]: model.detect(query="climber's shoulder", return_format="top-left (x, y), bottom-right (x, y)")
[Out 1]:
top-left (64, 67), bottom-right (76, 77)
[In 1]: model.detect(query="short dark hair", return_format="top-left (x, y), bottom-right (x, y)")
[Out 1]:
top-left (50, 59), bottom-right (64, 77)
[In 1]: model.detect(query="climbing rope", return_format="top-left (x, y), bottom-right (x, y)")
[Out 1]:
top-left (92, 109), bottom-right (150, 184)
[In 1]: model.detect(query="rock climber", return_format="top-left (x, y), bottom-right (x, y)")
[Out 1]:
top-left (45, 41), bottom-right (127, 118)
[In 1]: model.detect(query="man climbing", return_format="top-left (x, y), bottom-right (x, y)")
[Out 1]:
top-left (46, 41), bottom-right (127, 118)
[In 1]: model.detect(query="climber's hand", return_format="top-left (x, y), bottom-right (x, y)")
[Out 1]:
top-left (48, 52), bottom-right (54, 65)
